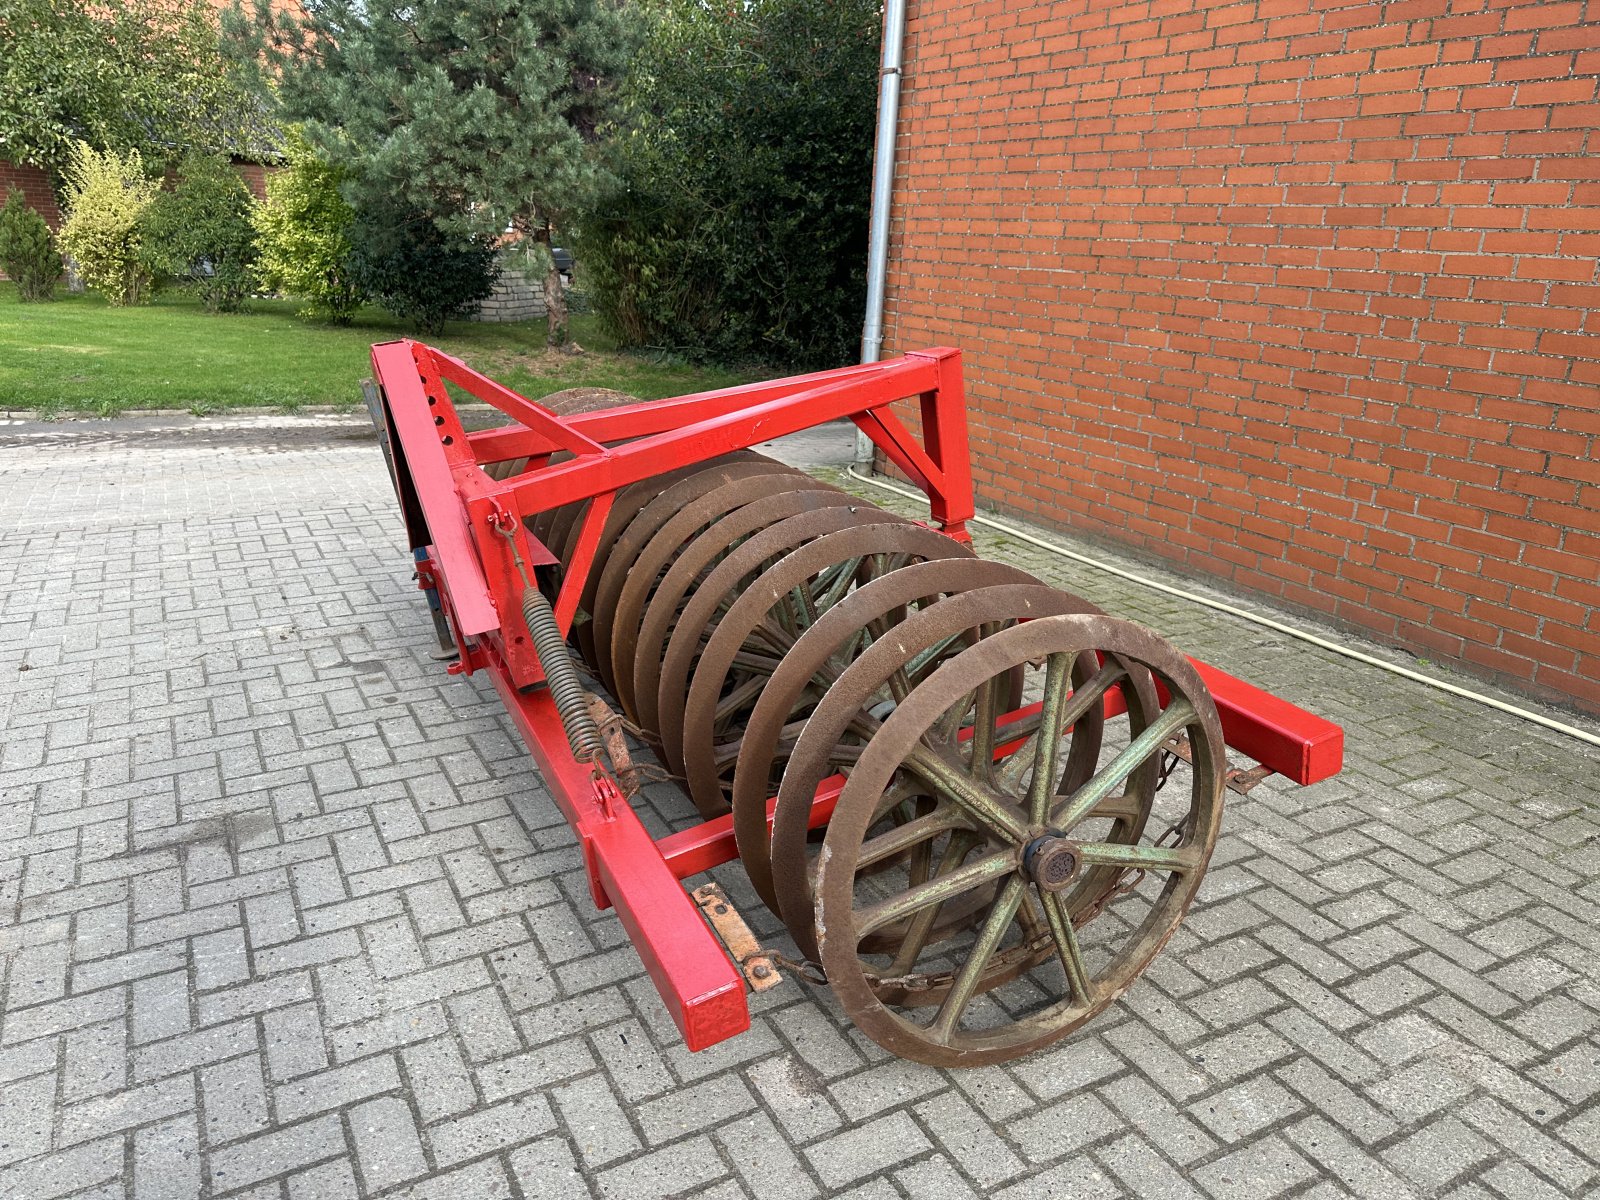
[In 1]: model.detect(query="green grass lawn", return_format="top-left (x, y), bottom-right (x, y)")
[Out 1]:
top-left (0, 284), bottom-right (764, 414)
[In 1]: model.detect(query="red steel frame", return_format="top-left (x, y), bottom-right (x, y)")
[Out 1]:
top-left (368, 338), bottom-right (1345, 1053)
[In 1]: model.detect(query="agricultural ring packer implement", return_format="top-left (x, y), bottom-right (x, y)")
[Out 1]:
top-left (364, 341), bottom-right (1344, 1069)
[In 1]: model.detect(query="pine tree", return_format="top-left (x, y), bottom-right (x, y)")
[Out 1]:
top-left (237, 0), bottom-right (639, 347)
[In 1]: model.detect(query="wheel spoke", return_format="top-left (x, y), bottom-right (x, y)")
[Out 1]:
top-left (967, 673), bottom-right (1005, 780)
top-left (732, 646), bottom-right (787, 674)
top-left (1076, 840), bottom-right (1201, 875)
top-left (854, 849), bottom-right (1015, 938)
top-left (1039, 890), bottom-right (1094, 1005)
top-left (905, 744), bottom-right (1031, 843)
top-left (1053, 701), bottom-right (1194, 833)
top-left (1027, 653), bottom-right (1072, 825)
top-left (932, 693), bottom-right (974, 744)
top-left (905, 630), bottom-right (968, 680)
top-left (816, 557), bottom-right (863, 610)
top-left (994, 663), bottom-right (1123, 795)
top-left (753, 615), bottom-right (801, 655)
top-left (884, 830), bottom-right (979, 975)
top-left (856, 806), bottom-right (961, 870)
top-left (712, 675), bottom-right (767, 722)
top-left (928, 876), bottom-right (1027, 1044)
top-left (788, 582), bottom-right (817, 631)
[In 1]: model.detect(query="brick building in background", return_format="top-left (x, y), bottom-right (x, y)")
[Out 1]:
top-left (881, 0), bottom-right (1600, 714)
top-left (0, 158), bottom-right (273, 232)
top-left (0, 160), bottom-right (64, 227)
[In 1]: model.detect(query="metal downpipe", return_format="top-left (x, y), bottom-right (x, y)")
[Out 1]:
top-left (856, 0), bottom-right (909, 463)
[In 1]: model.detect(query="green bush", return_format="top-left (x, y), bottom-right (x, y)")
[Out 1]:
top-left (141, 153), bottom-right (259, 312)
top-left (0, 190), bottom-right (63, 301)
top-left (579, 0), bottom-right (880, 369)
top-left (252, 133), bottom-right (364, 324)
top-left (56, 142), bottom-right (162, 305)
top-left (347, 204), bottom-right (499, 336)
top-left (0, 0), bottom-right (264, 181)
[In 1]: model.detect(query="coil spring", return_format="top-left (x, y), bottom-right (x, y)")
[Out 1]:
top-left (520, 585), bottom-right (606, 765)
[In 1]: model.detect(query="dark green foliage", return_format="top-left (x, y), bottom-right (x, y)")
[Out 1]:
top-left (141, 153), bottom-right (259, 312)
top-left (579, 0), bottom-right (880, 370)
top-left (251, 131), bottom-right (364, 325)
top-left (348, 206), bottom-right (499, 336)
top-left (0, 190), bottom-right (62, 301)
top-left (233, 0), bottom-right (639, 345)
top-left (0, 0), bottom-right (265, 180)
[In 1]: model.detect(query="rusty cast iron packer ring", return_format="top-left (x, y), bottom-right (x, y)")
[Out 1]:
top-left (814, 613), bottom-right (1225, 1066)
top-left (545, 464), bottom-right (1226, 1067)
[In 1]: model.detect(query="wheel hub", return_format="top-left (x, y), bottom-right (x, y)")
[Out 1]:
top-left (1023, 832), bottom-right (1081, 893)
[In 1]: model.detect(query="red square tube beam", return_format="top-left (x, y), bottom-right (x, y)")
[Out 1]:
top-left (484, 651), bottom-right (749, 1053)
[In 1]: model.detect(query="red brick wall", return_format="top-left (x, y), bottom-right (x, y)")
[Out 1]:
top-left (232, 160), bottom-right (272, 203)
top-left (884, 0), bottom-right (1600, 713)
top-left (0, 161), bottom-right (62, 228)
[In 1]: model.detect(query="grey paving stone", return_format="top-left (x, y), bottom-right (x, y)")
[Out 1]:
top-left (0, 1135), bottom-right (124, 1200)
top-left (805, 1111), bottom-right (932, 1190)
top-left (1191, 1133), bottom-right (1320, 1200)
top-left (260, 1002), bottom-right (328, 1082)
top-left (1095, 1132), bottom-right (1205, 1200)
top-left (1379, 1116), bottom-right (1496, 1194)
top-left (62, 1020), bottom-right (126, 1103)
top-left (377, 1158), bottom-right (514, 1200)
top-left (635, 1074), bottom-right (756, 1146)
top-left (331, 1002), bottom-right (449, 1063)
top-left (1010, 1089), bottom-right (1123, 1166)
top-left (349, 1095), bottom-right (428, 1193)
top-left (1103, 1074), bottom-right (1218, 1166)
top-left (285, 1159), bottom-right (360, 1200)
top-left (3, 985), bottom-right (127, 1046)
top-left (273, 1054), bottom-right (402, 1123)
top-left (508, 1135), bottom-right (591, 1200)
top-left (895, 1155), bottom-right (982, 1200)
top-left (595, 1136), bottom-right (726, 1198)
top-left (398, 1037), bottom-right (479, 1125)
top-left (131, 1115), bottom-right (201, 1200)
top-left (1282, 1116), bottom-right (1420, 1200)
top-left (551, 1072), bottom-right (642, 1168)
top-left (0, 1071), bottom-right (57, 1167)
top-left (914, 1088), bottom-right (1028, 1189)
top-left (133, 1020), bottom-right (257, 1084)
top-left (1011, 1034), bottom-right (1125, 1101)
top-left (829, 1058), bottom-right (947, 1123)
top-left (207, 1115), bottom-right (346, 1192)
top-left (200, 1055), bottom-right (271, 1146)
top-left (714, 1110), bottom-right (818, 1200)
top-left (130, 971), bottom-right (190, 1045)
top-left (59, 1075), bottom-right (194, 1148)
top-left (190, 928), bottom-right (251, 993)
top-left (1193, 1076), bottom-right (1304, 1144)
top-left (426, 1093), bottom-right (555, 1167)
top-left (742, 1056), bottom-right (845, 1143)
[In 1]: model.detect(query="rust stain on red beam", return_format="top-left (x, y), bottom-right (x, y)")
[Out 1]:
top-left (486, 655), bottom-right (749, 1052)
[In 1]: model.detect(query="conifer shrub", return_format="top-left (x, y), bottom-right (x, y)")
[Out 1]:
top-left (0, 190), bottom-right (63, 301)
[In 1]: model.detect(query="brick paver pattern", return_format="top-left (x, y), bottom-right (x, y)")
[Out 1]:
top-left (1, 412), bottom-right (1597, 1199)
